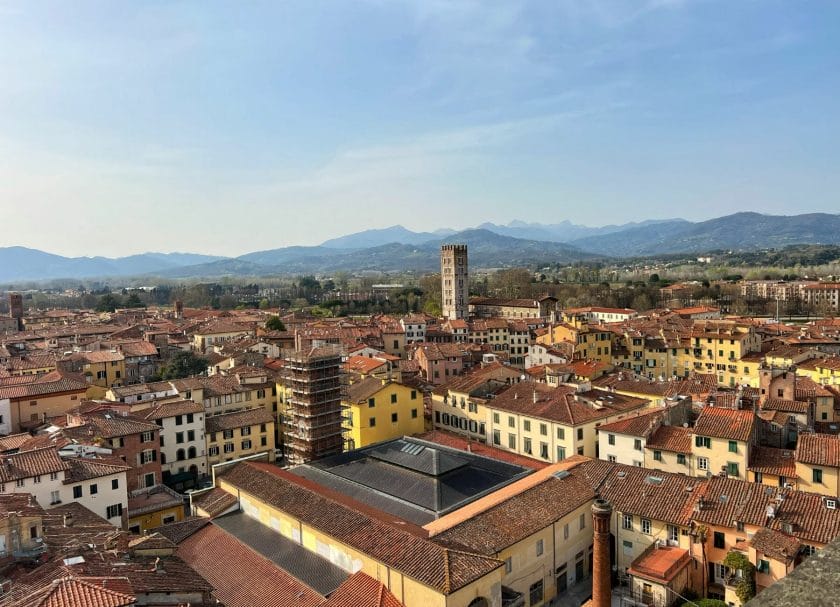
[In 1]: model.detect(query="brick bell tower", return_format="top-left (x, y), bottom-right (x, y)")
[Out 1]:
top-left (591, 498), bottom-right (613, 607)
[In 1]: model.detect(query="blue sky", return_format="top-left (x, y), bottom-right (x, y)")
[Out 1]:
top-left (0, 0), bottom-right (838, 257)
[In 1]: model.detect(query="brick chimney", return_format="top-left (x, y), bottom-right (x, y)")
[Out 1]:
top-left (591, 498), bottom-right (613, 607)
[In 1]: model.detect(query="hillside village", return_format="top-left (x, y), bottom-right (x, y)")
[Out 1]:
top-left (1, 245), bottom-right (840, 606)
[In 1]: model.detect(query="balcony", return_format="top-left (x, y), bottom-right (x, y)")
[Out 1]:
top-left (501, 586), bottom-right (525, 607)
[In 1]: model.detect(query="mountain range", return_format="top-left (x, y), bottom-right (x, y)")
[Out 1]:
top-left (1, 212), bottom-right (839, 283)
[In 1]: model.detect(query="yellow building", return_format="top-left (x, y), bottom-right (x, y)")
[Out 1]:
top-left (537, 322), bottom-right (612, 364)
top-left (645, 425), bottom-right (694, 475)
top-left (213, 460), bottom-right (505, 607)
top-left (691, 407), bottom-right (755, 481)
top-left (77, 351), bottom-right (127, 394)
top-left (206, 407), bottom-right (276, 466)
top-left (0, 494), bottom-right (45, 558)
top-left (795, 433), bottom-right (840, 497)
top-left (0, 369), bottom-right (89, 433)
top-left (127, 484), bottom-right (185, 533)
top-left (343, 377), bottom-right (424, 450)
top-left (677, 321), bottom-right (761, 387)
top-left (797, 356), bottom-right (840, 386)
top-left (748, 446), bottom-right (797, 489)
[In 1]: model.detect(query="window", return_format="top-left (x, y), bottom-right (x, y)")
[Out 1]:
top-left (540, 442), bottom-right (549, 459)
top-left (140, 450), bottom-right (156, 464)
top-left (391, 412), bottom-right (398, 423)
top-left (508, 435), bottom-right (516, 450)
top-left (677, 453), bottom-right (686, 465)
top-left (698, 457), bottom-right (709, 471)
top-left (508, 416), bottom-right (515, 428)
top-left (728, 440), bottom-right (738, 453)
top-left (523, 437), bottom-right (532, 454)
top-left (623, 514), bottom-right (633, 530)
top-left (557, 427), bottom-right (565, 440)
top-left (141, 431), bottom-right (153, 443)
top-left (50, 472), bottom-right (58, 481)
top-left (493, 430), bottom-right (501, 445)
top-left (106, 504), bottom-right (123, 519)
top-left (757, 559), bottom-right (770, 574)
top-left (144, 473), bottom-right (155, 488)
top-left (577, 428), bottom-right (584, 441)
top-left (668, 525), bottom-right (679, 542)
top-left (209, 433), bottom-right (216, 443)
top-left (50, 490), bottom-right (60, 505)
top-left (607, 455), bottom-right (616, 462)
top-left (504, 557), bottom-right (512, 574)
top-left (411, 390), bottom-right (417, 400)
top-left (536, 539), bottom-right (544, 556)
top-left (529, 580), bottom-right (543, 605)
top-left (90, 483), bottom-right (98, 495)
top-left (112, 478), bottom-right (119, 490)
top-left (368, 398), bottom-right (375, 408)
top-left (73, 485), bottom-right (82, 498)
top-left (187, 413), bottom-right (194, 423)
top-left (714, 531), bottom-right (725, 549)
top-left (695, 436), bottom-right (711, 448)
top-left (623, 540), bottom-right (633, 556)
top-left (176, 432), bottom-right (184, 444)
top-left (208, 446), bottom-right (219, 456)
top-left (242, 439), bottom-right (252, 450)
top-left (540, 423), bottom-right (547, 436)
top-left (579, 513), bottom-right (585, 530)
top-left (223, 443), bottom-right (234, 453)
top-left (493, 412), bottom-right (500, 424)
top-left (608, 434), bottom-right (615, 445)
top-left (369, 417), bottom-right (376, 427)
top-left (33, 475), bottom-right (41, 484)
top-left (813, 468), bottom-right (824, 484)
top-left (411, 408), bottom-right (418, 419)
top-left (175, 415), bottom-right (183, 426)
top-left (641, 518), bottom-right (651, 535)
top-left (176, 449), bottom-right (186, 461)
top-left (523, 420), bottom-right (531, 432)
top-left (634, 439), bottom-right (642, 451)
top-left (223, 429), bottom-right (234, 439)
top-left (557, 446), bottom-right (566, 461)
top-left (653, 450), bottom-right (662, 462)
top-left (241, 426), bottom-right (251, 436)
top-left (727, 462), bottom-right (739, 477)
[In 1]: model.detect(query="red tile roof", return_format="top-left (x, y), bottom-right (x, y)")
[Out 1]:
top-left (177, 522), bottom-right (326, 607)
top-left (748, 447), bottom-right (796, 478)
top-left (205, 407), bottom-right (274, 433)
top-left (645, 425), bottom-right (692, 454)
top-left (694, 407), bottom-right (755, 442)
top-left (0, 446), bottom-right (70, 482)
top-left (796, 433), bottom-right (840, 468)
top-left (25, 577), bottom-right (136, 607)
top-left (325, 572), bottom-right (404, 607)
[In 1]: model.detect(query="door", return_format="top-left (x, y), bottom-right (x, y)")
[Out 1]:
top-left (576, 559), bottom-right (584, 581)
top-left (557, 572), bottom-right (567, 593)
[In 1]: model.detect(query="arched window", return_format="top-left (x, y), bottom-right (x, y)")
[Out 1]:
top-left (176, 449), bottom-right (186, 461)
top-left (188, 446), bottom-right (197, 459)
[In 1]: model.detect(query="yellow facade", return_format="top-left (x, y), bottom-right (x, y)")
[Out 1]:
top-left (128, 503), bottom-right (184, 533)
top-left (344, 381), bottom-right (425, 450)
top-left (83, 358), bottom-right (127, 390)
top-left (9, 389), bottom-right (86, 432)
top-left (538, 324), bottom-right (612, 364)
top-left (676, 327), bottom-right (760, 387)
top-left (615, 514), bottom-right (692, 575)
top-left (798, 361), bottom-right (840, 386)
top-left (206, 420), bottom-right (276, 466)
top-left (795, 462), bottom-right (840, 497)
top-left (220, 478), bottom-right (504, 607)
top-left (645, 447), bottom-right (693, 476)
top-left (691, 436), bottom-right (750, 481)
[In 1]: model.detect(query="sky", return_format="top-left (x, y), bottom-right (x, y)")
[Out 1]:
top-left (0, 0), bottom-right (838, 258)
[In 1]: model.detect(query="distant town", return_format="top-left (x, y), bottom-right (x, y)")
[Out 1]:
top-left (0, 243), bottom-right (839, 607)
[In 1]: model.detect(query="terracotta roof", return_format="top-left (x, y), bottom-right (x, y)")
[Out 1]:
top-left (628, 545), bottom-right (691, 583)
top-left (62, 456), bottom-right (131, 484)
top-left (571, 459), bottom-right (703, 526)
top-left (127, 532), bottom-right (177, 552)
top-left (177, 522), bottom-right (326, 607)
top-left (205, 408), bottom-right (274, 433)
top-left (191, 487), bottom-right (238, 517)
top-left (345, 376), bottom-right (391, 403)
top-left (645, 425), bottom-right (692, 454)
top-left (796, 433), bottom-right (840, 468)
top-left (750, 528), bottom-right (800, 562)
top-left (762, 398), bottom-right (810, 414)
top-left (155, 516), bottom-right (211, 545)
top-left (0, 446), bottom-right (70, 482)
top-left (325, 572), bottom-right (404, 607)
top-left (140, 399), bottom-right (204, 420)
top-left (345, 356), bottom-right (388, 376)
top-left (749, 447), bottom-right (796, 478)
top-left (433, 473), bottom-right (596, 555)
top-left (217, 462), bottom-right (502, 593)
top-left (0, 370), bottom-right (88, 400)
top-left (24, 577), bottom-right (136, 607)
top-left (63, 413), bottom-right (160, 439)
top-left (0, 432), bottom-right (33, 452)
top-left (597, 409), bottom-right (665, 438)
top-left (0, 493), bottom-right (46, 519)
top-left (694, 407), bottom-right (755, 442)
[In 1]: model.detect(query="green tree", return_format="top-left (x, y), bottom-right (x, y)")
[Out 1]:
top-left (124, 293), bottom-right (146, 308)
top-left (680, 600), bottom-right (727, 607)
top-left (158, 351), bottom-right (209, 380)
top-left (96, 294), bottom-right (121, 312)
top-left (723, 551), bottom-right (756, 604)
top-left (265, 316), bottom-right (286, 331)
top-left (258, 298), bottom-right (270, 310)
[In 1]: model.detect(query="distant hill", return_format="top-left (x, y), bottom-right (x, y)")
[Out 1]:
top-left (570, 212), bottom-right (840, 257)
top-left (0, 247), bottom-right (225, 282)
top-left (319, 225), bottom-right (442, 249)
top-left (477, 218), bottom-right (687, 243)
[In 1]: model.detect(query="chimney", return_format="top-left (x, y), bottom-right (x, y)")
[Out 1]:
top-left (63, 513), bottom-right (74, 528)
top-left (591, 498), bottom-right (613, 607)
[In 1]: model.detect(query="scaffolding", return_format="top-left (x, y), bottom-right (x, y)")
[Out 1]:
top-left (280, 345), bottom-right (347, 465)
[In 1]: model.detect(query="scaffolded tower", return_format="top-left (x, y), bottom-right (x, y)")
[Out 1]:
top-left (280, 346), bottom-right (346, 464)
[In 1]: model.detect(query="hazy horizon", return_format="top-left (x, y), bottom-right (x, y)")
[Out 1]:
top-left (1, 1), bottom-right (838, 257)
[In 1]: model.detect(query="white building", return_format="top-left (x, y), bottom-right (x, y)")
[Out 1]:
top-left (141, 399), bottom-right (207, 486)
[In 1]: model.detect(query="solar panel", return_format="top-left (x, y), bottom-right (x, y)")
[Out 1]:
top-left (400, 442), bottom-right (426, 456)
